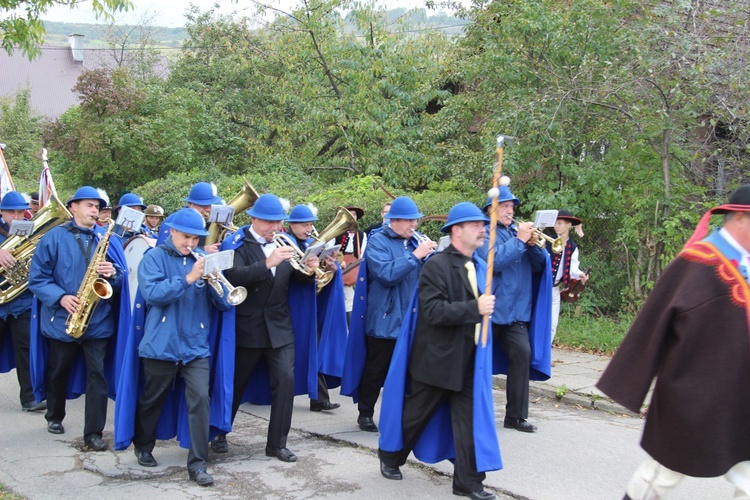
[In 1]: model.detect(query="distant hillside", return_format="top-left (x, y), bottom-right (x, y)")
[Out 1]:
top-left (42, 20), bottom-right (186, 48)
top-left (41, 8), bottom-right (466, 49)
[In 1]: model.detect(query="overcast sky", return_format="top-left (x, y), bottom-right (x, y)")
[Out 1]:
top-left (40, 0), bottom-right (464, 28)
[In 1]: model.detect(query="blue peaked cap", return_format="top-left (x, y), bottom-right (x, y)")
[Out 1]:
top-left (384, 196), bottom-right (423, 220)
top-left (168, 208), bottom-right (209, 236)
top-left (441, 202), bottom-right (490, 233)
top-left (0, 191), bottom-right (30, 210)
top-left (247, 193), bottom-right (288, 221)
top-left (483, 186), bottom-right (520, 212)
top-left (67, 186), bottom-right (107, 209)
top-left (287, 205), bottom-right (318, 223)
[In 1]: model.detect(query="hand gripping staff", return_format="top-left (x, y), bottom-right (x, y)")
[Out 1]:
top-left (482, 134), bottom-right (514, 346)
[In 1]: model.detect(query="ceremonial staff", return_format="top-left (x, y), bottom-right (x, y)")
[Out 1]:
top-left (482, 134), bottom-right (514, 346)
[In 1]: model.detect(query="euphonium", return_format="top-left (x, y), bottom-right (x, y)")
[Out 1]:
top-left (310, 207), bottom-right (359, 292)
top-left (205, 178), bottom-right (259, 245)
top-left (0, 196), bottom-right (72, 304)
top-left (66, 220), bottom-right (115, 339)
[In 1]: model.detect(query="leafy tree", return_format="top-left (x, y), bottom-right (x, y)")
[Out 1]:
top-left (1, 0), bottom-right (132, 59)
top-left (0, 87), bottom-right (44, 191)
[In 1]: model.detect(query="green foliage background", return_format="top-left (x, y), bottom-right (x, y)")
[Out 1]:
top-left (2, 0), bottom-right (749, 348)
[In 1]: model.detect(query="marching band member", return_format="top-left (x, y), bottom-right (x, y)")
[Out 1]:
top-left (157, 182), bottom-right (221, 253)
top-left (28, 192), bottom-right (40, 216)
top-left (143, 204), bottom-right (165, 237)
top-left (547, 210), bottom-right (589, 343)
top-left (333, 206), bottom-right (367, 323)
top-left (0, 191), bottom-right (46, 412)
top-left (28, 186), bottom-right (130, 450)
top-left (378, 202), bottom-right (500, 499)
top-left (341, 196), bottom-right (436, 433)
top-left (113, 193), bottom-right (148, 241)
top-left (126, 208), bottom-right (233, 486)
top-left (96, 190), bottom-right (112, 226)
top-left (285, 204), bottom-right (347, 413)
top-left (211, 194), bottom-right (319, 462)
top-left (477, 186), bottom-right (552, 434)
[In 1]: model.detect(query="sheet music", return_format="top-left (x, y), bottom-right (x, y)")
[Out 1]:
top-left (116, 206), bottom-right (146, 232)
top-left (532, 210), bottom-right (559, 229)
top-left (209, 204), bottom-right (235, 224)
top-left (8, 220), bottom-right (33, 237)
top-left (301, 242), bottom-right (327, 264)
top-left (436, 235), bottom-right (451, 252)
top-left (203, 249), bottom-right (234, 273)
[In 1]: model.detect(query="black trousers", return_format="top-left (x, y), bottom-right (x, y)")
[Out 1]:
top-left (45, 337), bottom-right (108, 439)
top-left (0, 311), bottom-right (34, 405)
top-left (230, 344), bottom-right (295, 449)
top-left (379, 377), bottom-right (486, 493)
top-left (134, 357), bottom-right (210, 472)
top-left (493, 322), bottom-right (531, 419)
top-left (310, 326), bottom-right (329, 404)
top-left (357, 336), bottom-right (397, 418)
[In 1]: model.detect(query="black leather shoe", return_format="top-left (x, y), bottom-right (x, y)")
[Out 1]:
top-left (357, 416), bottom-right (378, 432)
top-left (453, 488), bottom-right (496, 499)
top-left (134, 448), bottom-right (157, 467)
top-left (265, 446), bottom-right (298, 462)
top-left (22, 400), bottom-right (47, 412)
top-left (84, 435), bottom-right (108, 451)
top-left (310, 401), bottom-right (341, 412)
top-left (211, 434), bottom-right (228, 454)
top-left (379, 460), bottom-right (402, 480)
top-left (504, 417), bottom-right (537, 433)
top-left (188, 468), bottom-right (214, 486)
top-left (47, 421), bottom-right (64, 434)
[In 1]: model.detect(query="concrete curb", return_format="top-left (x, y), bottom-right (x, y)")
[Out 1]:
top-left (492, 375), bottom-right (642, 417)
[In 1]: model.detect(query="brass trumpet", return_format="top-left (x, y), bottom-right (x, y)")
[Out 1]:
top-left (187, 248), bottom-right (247, 306)
top-left (512, 219), bottom-right (564, 254)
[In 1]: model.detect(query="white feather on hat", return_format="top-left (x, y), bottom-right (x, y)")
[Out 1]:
top-left (279, 197), bottom-right (291, 213)
top-left (96, 188), bottom-right (110, 208)
top-left (307, 203), bottom-right (319, 217)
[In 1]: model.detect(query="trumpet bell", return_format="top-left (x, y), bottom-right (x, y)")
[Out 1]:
top-left (313, 207), bottom-right (358, 244)
top-left (227, 286), bottom-right (248, 306)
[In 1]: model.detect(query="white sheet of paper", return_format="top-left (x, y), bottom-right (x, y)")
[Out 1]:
top-left (203, 249), bottom-right (234, 273)
top-left (116, 206), bottom-right (146, 232)
top-left (8, 220), bottom-right (33, 237)
top-left (533, 210), bottom-right (559, 229)
top-left (208, 205), bottom-right (235, 224)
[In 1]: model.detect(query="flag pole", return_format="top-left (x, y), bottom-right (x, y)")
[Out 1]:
top-left (482, 135), bottom-right (514, 346)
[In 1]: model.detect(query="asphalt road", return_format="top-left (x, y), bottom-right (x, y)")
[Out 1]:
top-left (0, 370), bottom-right (734, 499)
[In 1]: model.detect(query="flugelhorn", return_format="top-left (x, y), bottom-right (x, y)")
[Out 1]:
top-left (512, 219), bottom-right (564, 254)
top-left (271, 232), bottom-right (327, 281)
top-left (187, 247), bottom-right (247, 306)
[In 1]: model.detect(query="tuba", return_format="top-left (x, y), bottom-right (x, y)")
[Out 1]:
top-left (0, 195), bottom-right (72, 304)
top-left (205, 178), bottom-right (259, 246)
top-left (311, 207), bottom-right (358, 292)
top-left (66, 220), bottom-right (116, 339)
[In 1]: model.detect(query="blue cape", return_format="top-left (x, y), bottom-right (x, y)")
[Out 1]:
top-left (491, 251), bottom-right (553, 381)
top-left (378, 255), bottom-right (503, 472)
top-left (0, 327), bottom-right (14, 373)
top-left (316, 267), bottom-right (348, 387)
top-left (113, 286), bottom-right (233, 450)
top-left (340, 258), bottom-right (370, 401)
top-left (29, 235), bottom-right (132, 402)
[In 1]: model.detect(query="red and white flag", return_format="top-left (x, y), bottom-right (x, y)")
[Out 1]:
top-left (0, 143), bottom-right (16, 199)
top-left (38, 148), bottom-right (59, 207)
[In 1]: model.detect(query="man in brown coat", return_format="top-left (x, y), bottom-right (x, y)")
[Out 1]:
top-left (597, 185), bottom-right (750, 499)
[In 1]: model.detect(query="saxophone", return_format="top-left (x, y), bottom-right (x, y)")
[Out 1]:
top-left (66, 220), bottom-right (116, 339)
